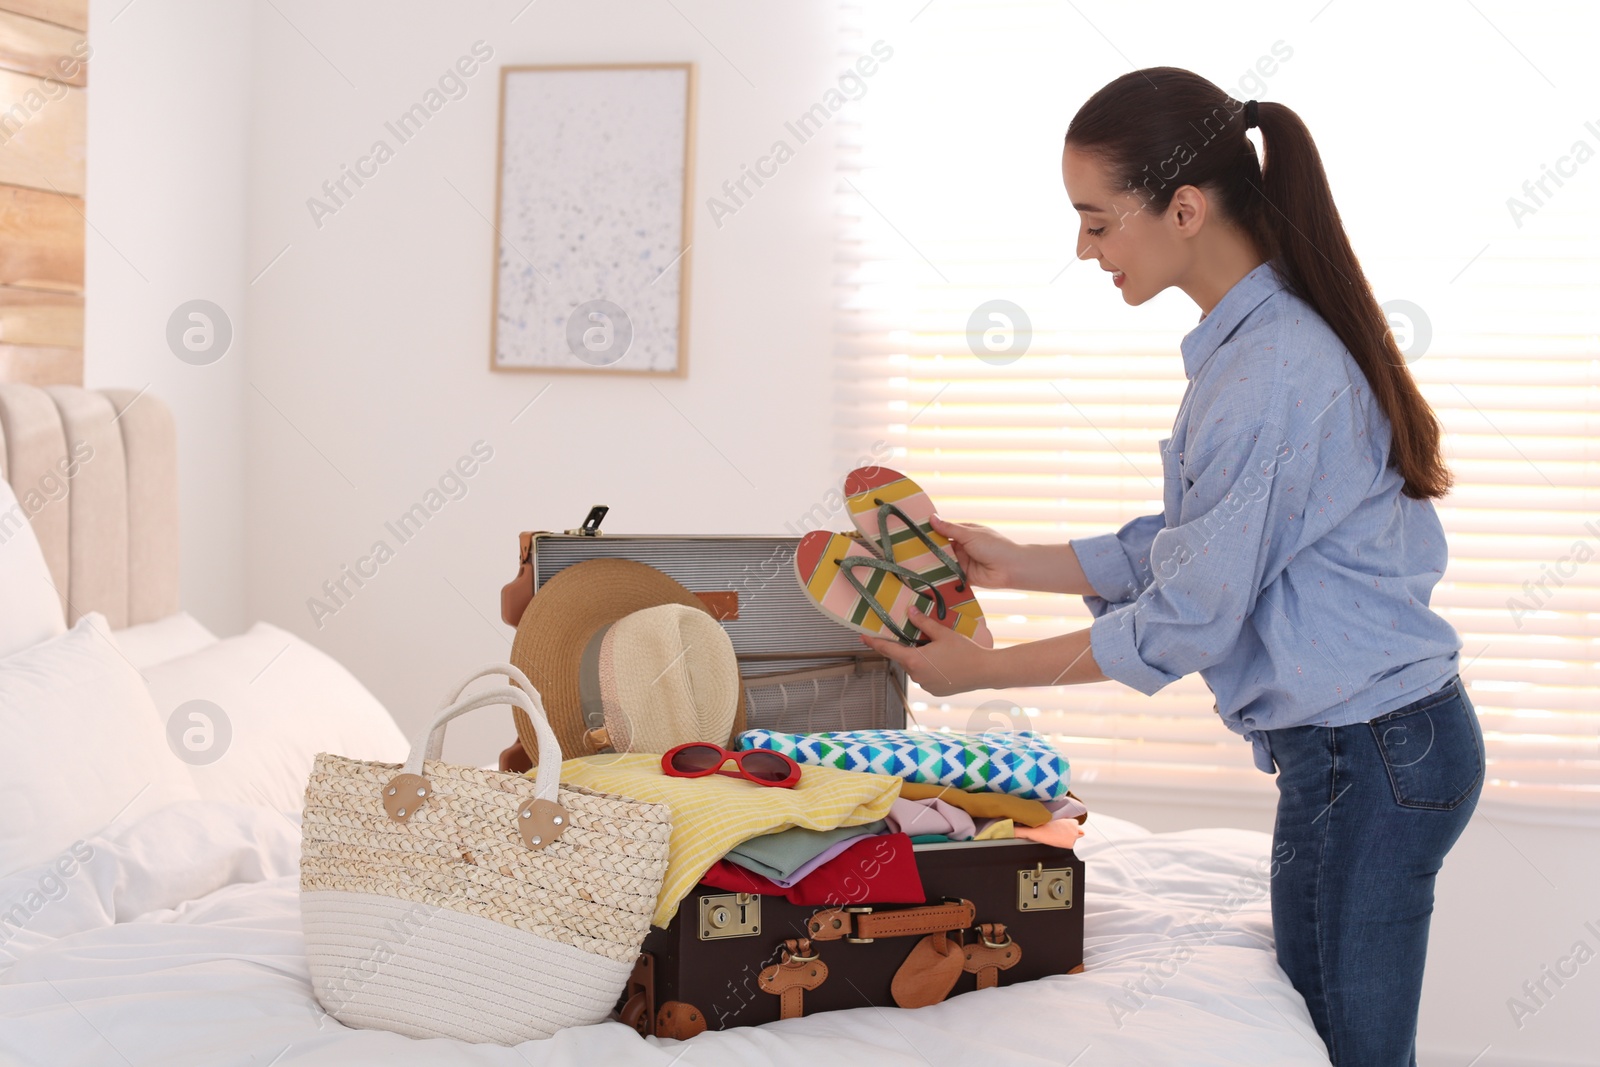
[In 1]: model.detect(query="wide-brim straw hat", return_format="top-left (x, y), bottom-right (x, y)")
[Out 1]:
top-left (510, 557), bottom-right (747, 766)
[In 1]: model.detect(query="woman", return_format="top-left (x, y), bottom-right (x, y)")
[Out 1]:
top-left (861, 68), bottom-right (1483, 1067)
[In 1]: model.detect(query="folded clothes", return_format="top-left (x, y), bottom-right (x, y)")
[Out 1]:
top-left (1042, 792), bottom-right (1089, 824)
top-left (886, 796), bottom-right (976, 841)
top-left (725, 820), bottom-right (888, 887)
top-left (1016, 817), bottom-right (1085, 849)
top-left (559, 754), bottom-right (901, 927)
top-left (737, 728), bottom-right (1069, 800)
top-left (701, 832), bottom-right (926, 906)
top-left (972, 817), bottom-right (1015, 841)
top-left (772, 830), bottom-right (884, 887)
top-left (897, 781), bottom-right (1053, 827)
top-left (908, 834), bottom-right (951, 844)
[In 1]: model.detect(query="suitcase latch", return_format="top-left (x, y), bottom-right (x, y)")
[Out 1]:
top-left (1017, 863), bottom-right (1074, 911)
top-left (564, 505), bottom-right (609, 536)
top-left (699, 893), bottom-right (761, 940)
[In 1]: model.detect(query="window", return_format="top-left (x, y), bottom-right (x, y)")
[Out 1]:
top-left (835, 0), bottom-right (1600, 807)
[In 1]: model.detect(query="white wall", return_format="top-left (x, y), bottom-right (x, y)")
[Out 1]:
top-left (240, 0), bottom-right (845, 765)
top-left (84, 0), bottom-right (253, 634)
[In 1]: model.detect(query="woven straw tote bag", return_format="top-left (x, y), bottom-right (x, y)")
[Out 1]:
top-left (300, 663), bottom-right (673, 1043)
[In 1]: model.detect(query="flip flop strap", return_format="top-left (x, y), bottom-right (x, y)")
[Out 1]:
top-left (837, 555), bottom-right (949, 644)
top-left (873, 501), bottom-right (968, 591)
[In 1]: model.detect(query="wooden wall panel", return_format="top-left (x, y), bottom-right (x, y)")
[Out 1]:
top-left (0, 9), bottom-right (85, 85)
top-left (0, 285), bottom-right (80, 344)
top-left (0, 0), bottom-right (83, 385)
top-left (0, 341), bottom-right (79, 383)
top-left (0, 183), bottom-right (82, 291)
top-left (0, 2), bottom-right (85, 34)
top-left (0, 68), bottom-right (84, 194)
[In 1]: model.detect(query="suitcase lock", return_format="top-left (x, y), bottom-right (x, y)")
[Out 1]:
top-left (1018, 862), bottom-right (1074, 911)
top-left (699, 893), bottom-right (761, 939)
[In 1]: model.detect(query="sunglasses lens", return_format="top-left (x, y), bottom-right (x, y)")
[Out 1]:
top-left (670, 744), bottom-right (725, 773)
top-left (741, 751), bottom-right (792, 782)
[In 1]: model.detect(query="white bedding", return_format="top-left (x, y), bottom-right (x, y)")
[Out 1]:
top-left (0, 803), bottom-right (1329, 1066)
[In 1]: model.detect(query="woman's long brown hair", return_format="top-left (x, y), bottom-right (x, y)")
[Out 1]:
top-left (1065, 67), bottom-right (1451, 499)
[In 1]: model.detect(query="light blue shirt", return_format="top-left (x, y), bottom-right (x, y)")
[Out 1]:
top-left (1071, 260), bottom-right (1461, 774)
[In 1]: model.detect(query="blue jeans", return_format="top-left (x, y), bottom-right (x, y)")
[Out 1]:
top-left (1264, 676), bottom-right (1484, 1067)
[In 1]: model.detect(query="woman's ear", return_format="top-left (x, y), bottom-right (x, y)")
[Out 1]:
top-left (1169, 184), bottom-right (1209, 236)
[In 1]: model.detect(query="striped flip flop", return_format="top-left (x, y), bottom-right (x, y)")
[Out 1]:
top-left (841, 465), bottom-right (991, 639)
top-left (843, 466), bottom-right (960, 577)
top-left (795, 528), bottom-right (991, 646)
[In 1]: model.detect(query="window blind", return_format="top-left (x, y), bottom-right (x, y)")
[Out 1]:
top-left (834, 0), bottom-right (1600, 807)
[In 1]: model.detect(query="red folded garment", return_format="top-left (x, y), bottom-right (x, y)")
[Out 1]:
top-left (700, 831), bottom-right (925, 906)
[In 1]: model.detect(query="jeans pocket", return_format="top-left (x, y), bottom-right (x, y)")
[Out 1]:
top-left (1368, 682), bottom-right (1485, 811)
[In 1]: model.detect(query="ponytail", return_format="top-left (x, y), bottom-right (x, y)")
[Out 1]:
top-left (1066, 68), bottom-right (1451, 499)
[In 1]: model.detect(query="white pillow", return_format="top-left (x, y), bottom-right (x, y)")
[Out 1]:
top-left (0, 613), bottom-right (200, 878)
top-left (141, 623), bottom-right (409, 812)
top-left (0, 477), bottom-right (67, 659)
top-left (108, 611), bottom-right (219, 670)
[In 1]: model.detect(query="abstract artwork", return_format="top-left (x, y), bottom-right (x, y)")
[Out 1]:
top-left (490, 64), bottom-right (695, 376)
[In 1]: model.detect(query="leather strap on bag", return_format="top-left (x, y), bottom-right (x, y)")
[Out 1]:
top-left (757, 939), bottom-right (828, 1020)
top-left (806, 899), bottom-right (976, 943)
top-left (962, 923), bottom-right (1022, 989)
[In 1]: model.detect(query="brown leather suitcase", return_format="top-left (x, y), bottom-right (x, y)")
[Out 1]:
top-left (625, 839), bottom-right (1084, 1036)
top-left (498, 513), bottom-right (1087, 1034)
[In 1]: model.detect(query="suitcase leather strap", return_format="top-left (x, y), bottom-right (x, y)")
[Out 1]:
top-left (890, 931), bottom-right (966, 1008)
top-left (617, 953), bottom-right (655, 1036)
top-left (805, 899), bottom-right (975, 943)
top-left (757, 938), bottom-right (828, 1020)
top-left (962, 923), bottom-right (1022, 989)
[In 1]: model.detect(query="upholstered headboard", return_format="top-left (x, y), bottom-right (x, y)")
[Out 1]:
top-left (0, 384), bottom-right (180, 629)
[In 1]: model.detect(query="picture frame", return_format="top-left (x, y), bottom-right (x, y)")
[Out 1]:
top-left (489, 62), bottom-right (696, 377)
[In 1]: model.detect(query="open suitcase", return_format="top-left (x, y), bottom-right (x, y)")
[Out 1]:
top-left (499, 510), bottom-right (1085, 1038)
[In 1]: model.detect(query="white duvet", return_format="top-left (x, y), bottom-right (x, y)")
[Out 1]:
top-left (0, 802), bottom-right (1329, 1066)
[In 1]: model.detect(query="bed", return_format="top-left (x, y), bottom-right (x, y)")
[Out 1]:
top-left (0, 384), bottom-right (1331, 1066)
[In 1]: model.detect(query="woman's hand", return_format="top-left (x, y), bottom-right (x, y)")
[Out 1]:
top-left (934, 514), bottom-right (1094, 596)
top-left (860, 607), bottom-right (1001, 697)
top-left (930, 514), bottom-right (1025, 590)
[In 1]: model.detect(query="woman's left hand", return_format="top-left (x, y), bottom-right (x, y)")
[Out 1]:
top-left (860, 607), bottom-right (1000, 697)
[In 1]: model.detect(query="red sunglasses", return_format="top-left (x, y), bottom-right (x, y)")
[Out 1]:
top-left (661, 743), bottom-right (802, 789)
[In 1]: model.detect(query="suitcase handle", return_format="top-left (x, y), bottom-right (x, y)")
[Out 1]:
top-left (804, 898), bottom-right (976, 943)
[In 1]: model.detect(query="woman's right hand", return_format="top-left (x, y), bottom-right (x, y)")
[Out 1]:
top-left (929, 514), bottom-right (1025, 590)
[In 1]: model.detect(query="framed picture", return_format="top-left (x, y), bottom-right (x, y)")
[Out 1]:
top-left (490, 63), bottom-right (696, 376)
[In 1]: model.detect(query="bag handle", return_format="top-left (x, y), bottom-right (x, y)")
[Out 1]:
top-left (418, 662), bottom-right (550, 764)
top-left (382, 663), bottom-right (568, 851)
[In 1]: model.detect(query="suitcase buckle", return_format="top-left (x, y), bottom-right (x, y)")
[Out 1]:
top-left (784, 943), bottom-right (821, 964)
top-left (843, 905), bottom-right (874, 943)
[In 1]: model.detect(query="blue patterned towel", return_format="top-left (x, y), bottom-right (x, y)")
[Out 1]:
top-left (736, 728), bottom-right (1069, 801)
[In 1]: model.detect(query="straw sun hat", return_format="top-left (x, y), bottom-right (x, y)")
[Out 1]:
top-left (509, 558), bottom-right (746, 766)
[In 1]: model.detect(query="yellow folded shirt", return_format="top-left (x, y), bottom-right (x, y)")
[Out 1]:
top-left (556, 755), bottom-right (901, 927)
top-left (897, 781), bottom-right (1052, 827)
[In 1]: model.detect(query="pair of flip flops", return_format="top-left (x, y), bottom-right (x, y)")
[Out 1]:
top-left (795, 467), bottom-right (992, 647)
